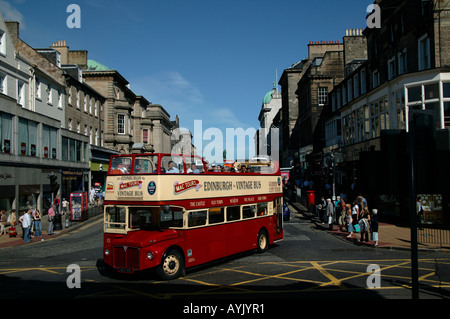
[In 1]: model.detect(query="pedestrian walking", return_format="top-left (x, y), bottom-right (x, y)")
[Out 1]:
top-left (336, 196), bottom-right (346, 231)
top-left (326, 198), bottom-right (334, 230)
top-left (371, 209), bottom-right (379, 247)
top-left (345, 206), bottom-right (354, 238)
top-left (319, 197), bottom-right (327, 224)
top-left (62, 198), bottom-right (69, 215)
top-left (351, 200), bottom-right (359, 229)
top-left (359, 207), bottom-right (370, 242)
top-left (54, 195), bottom-right (60, 214)
top-left (47, 204), bottom-right (56, 235)
top-left (416, 197), bottom-right (424, 228)
top-left (19, 209), bottom-right (32, 243)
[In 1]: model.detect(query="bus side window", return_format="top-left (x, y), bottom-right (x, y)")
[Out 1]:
top-left (209, 207), bottom-right (225, 224)
top-left (226, 206), bottom-right (240, 222)
top-left (257, 202), bottom-right (268, 216)
top-left (188, 210), bottom-right (207, 227)
top-left (242, 205), bottom-right (256, 219)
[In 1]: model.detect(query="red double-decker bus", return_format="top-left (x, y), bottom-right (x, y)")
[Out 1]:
top-left (102, 153), bottom-right (283, 280)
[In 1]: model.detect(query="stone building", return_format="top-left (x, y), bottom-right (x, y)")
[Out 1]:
top-left (296, 41), bottom-right (345, 172)
top-left (278, 61), bottom-right (305, 166)
top-left (325, 0), bottom-right (450, 223)
top-left (0, 17), bottom-right (90, 213)
top-left (255, 83), bottom-right (282, 160)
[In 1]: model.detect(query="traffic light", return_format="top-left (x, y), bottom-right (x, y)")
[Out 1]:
top-left (48, 174), bottom-right (59, 193)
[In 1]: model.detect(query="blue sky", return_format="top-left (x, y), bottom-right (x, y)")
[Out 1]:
top-left (0, 0), bottom-right (369, 161)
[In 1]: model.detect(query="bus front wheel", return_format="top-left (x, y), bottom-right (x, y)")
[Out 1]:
top-left (257, 230), bottom-right (268, 253)
top-left (156, 249), bottom-right (184, 280)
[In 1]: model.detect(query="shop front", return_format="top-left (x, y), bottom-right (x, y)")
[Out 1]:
top-left (0, 165), bottom-right (60, 214)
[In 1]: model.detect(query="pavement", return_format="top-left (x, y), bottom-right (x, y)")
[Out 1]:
top-left (0, 207), bottom-right (103, 249)
top-left (288, 200), bottom-right (450, 252)
top-left (1, 201), bottom-right (449, 252)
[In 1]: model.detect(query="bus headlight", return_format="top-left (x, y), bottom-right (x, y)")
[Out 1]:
top-left (147, 252), bottom-right (154, 260)
top-left (105, 249), bottom-right (110, 256)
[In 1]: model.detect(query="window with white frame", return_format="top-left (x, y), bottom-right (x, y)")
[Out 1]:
top-left (398, 48), bottom-right (407, 75)
top-left (17, 81), bottom-right (25, 107)
top-left (118, 114), bottom-right (126, 134)
top-left (318, 87), bottom-right (328, 105)
top-left (372, 70), bottom-right (380, 88)
top-left (36, 78), bottom-right (41, 99)
top-left (68, 86), bottom-right (72, 105)
top-left (388, 56), bottom-right (397, 80)
top-left (369, 96), bottom-right (389, 139)
top-left (418, 34), bottom-right (431, 71)
top-left (0, 30), bottom-right (5, 55)
top-left (0, 73), bottom-right (6, 94)
top-left (46, 84), bottom-right (52, 105)
top-left (58, 89), bottom-right (63, 108)
top-left (353, 73), bottom-right (360, 98)
top-left (360, 68), bottom-right (367, 94)
top-left (347, 79), bottom-right (353, 102)
top-left (143, 129), bottom-right (149, 143)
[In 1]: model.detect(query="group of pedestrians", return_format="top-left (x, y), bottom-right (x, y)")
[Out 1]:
top-left (317, 195), bottom-right (379, 247)
top-left (14, 204), bottom-right (59, 243)
top-left (17, 208), bottom-right (45, 243)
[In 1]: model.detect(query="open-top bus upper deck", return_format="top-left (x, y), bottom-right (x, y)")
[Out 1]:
top-left (104, 153), bottom-right (283, 207)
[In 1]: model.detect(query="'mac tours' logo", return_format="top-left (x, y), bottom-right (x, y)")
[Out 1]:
top-left (174, 180), bottom-right (201, 195)
top-left (119, 181), bottom-right (143, 190)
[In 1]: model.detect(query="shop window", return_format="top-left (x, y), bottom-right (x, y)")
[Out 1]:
top-left (408, 86), bottom-right (422, 103)
top-left (0, 112), bottom-right (13, 154)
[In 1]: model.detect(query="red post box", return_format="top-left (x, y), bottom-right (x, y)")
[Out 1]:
top-left (307, 190), bottom-right (315, 208)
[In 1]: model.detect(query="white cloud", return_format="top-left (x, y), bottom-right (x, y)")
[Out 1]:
top-left (132, 71), bottom-right (204, 113)
top-left (131, 70), bottom-right (256, 160)
top-left (0, 0), bottom-right (26, 29)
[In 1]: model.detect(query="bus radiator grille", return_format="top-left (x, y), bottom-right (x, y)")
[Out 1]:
top-left (113, 246), bottom-right (140, 270)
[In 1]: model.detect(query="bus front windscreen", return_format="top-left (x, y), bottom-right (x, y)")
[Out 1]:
top-left (105, 206), bottom-right (184, 232)
top-left (129, 206), bottom-right (184, 230)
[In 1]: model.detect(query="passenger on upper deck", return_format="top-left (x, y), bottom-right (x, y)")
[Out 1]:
top-left (187, 163), bottom-right (200, 174)
top-left (167, 161), bottom-right (180, 173)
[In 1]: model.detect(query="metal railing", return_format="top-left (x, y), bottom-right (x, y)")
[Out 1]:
top-left (418, 225), bottom-right (450, 249)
